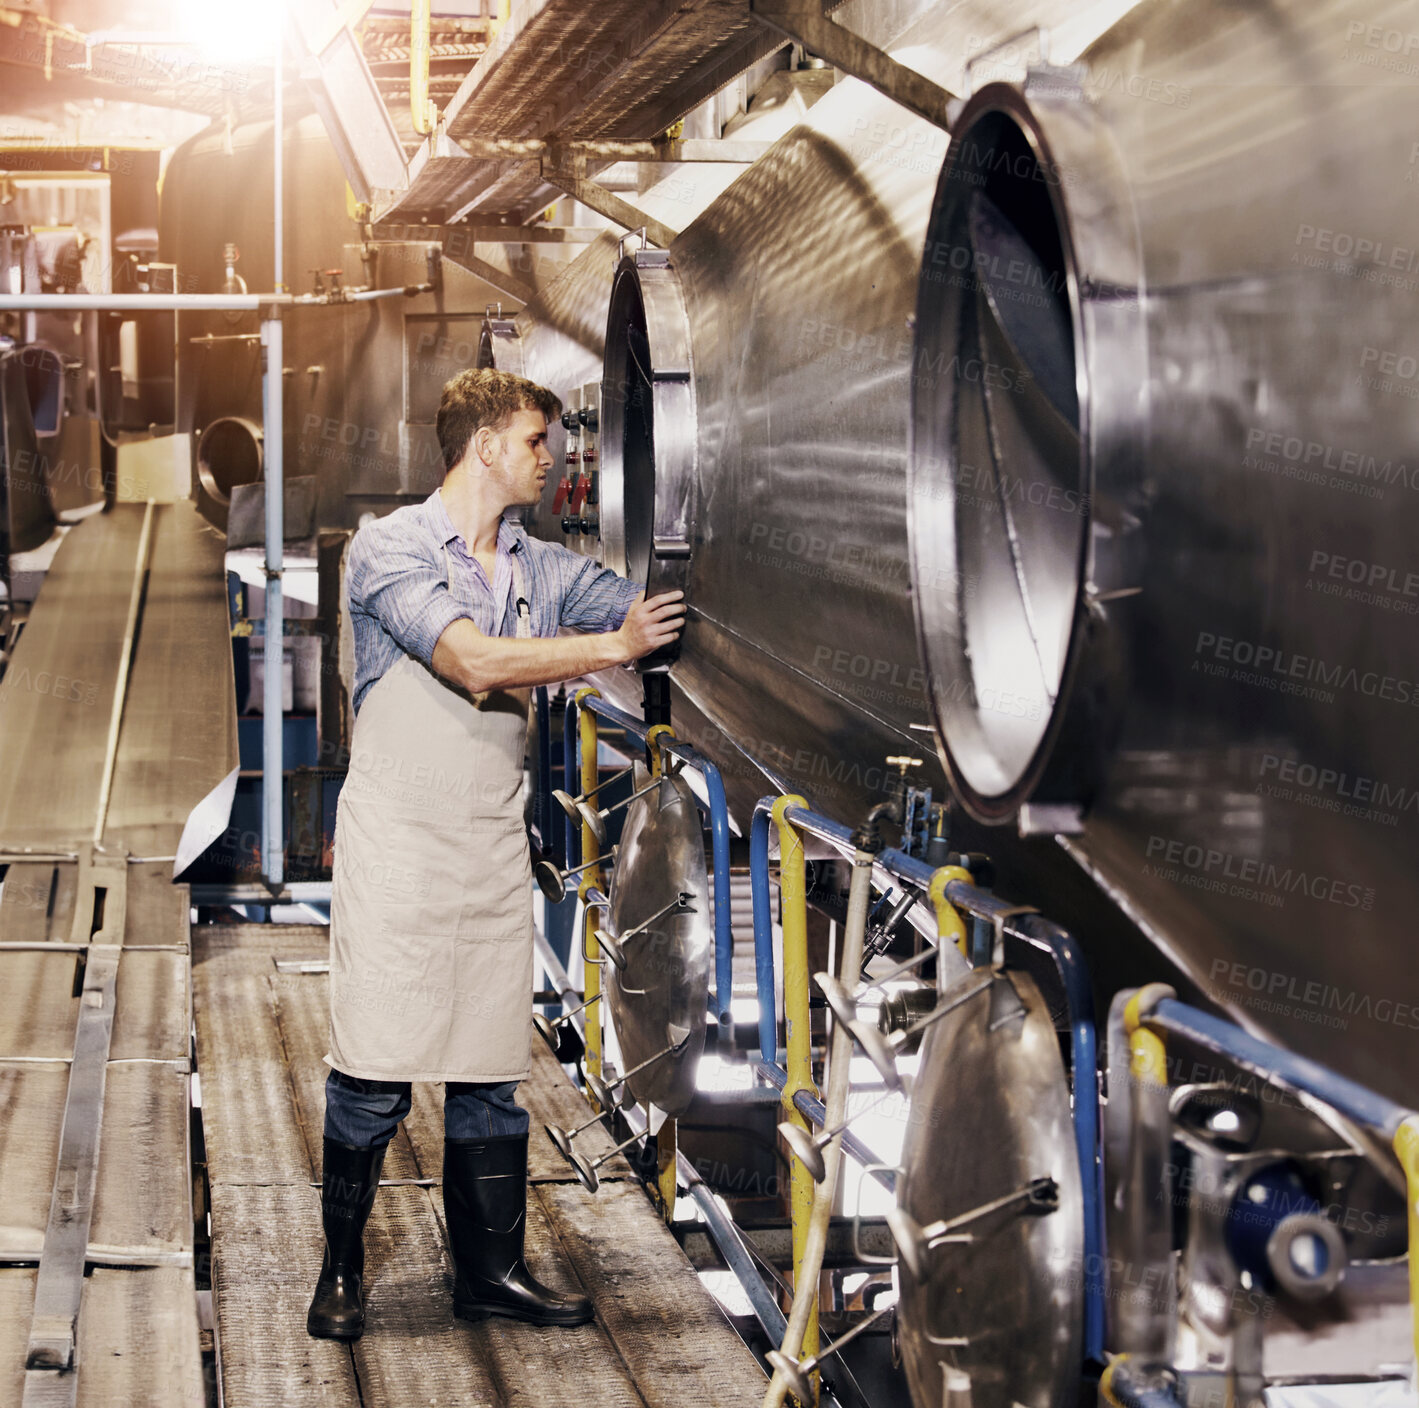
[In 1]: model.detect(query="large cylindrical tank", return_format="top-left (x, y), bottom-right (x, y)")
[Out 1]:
top-left (905, 0), bottom-right (1419, 1101)
top-left (510, 0), bottom-right (1419, 1100)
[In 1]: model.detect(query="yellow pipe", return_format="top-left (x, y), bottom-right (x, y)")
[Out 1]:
top-left (1394, 1116), bottom-right (1419, 1372)
top-left (656, 1116), bottom-right (678, 1222)
top-left (1098, 1356), bottom-right (1128, 1408)
top-left (646, 722), bottom-right (676, 778)
top-left (926, 866), bottom-right (974, 957)
top-left (642, 722), bottom-right (679, 1218)
top-left (772, 794), bottom-right (819, 1378)
top-left (411, 0), bottom-right (435, 135)
top-left (576, 688), bottom-right (603, 1081)
top-left (1124, 984), bottom-right (1173, 1087)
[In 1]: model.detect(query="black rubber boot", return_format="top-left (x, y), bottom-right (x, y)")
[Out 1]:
top-left (306, 1138), bottom-right (386, 1339)
top-left (444, 1133), bottom-right (594, 1326)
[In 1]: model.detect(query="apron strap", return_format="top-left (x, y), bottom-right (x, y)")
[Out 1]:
top-left (443, 533), bottom-right (534, 641)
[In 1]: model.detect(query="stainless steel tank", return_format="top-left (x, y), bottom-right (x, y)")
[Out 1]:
top-left (908, 0), bottom-right (1419, 1102)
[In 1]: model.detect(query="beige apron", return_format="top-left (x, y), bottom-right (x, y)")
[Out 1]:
top-left (327, 543), bottom-right (534, 1083)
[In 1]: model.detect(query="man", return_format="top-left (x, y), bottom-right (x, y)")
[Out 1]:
top-left (307, 368), bottom-right (684, 1339)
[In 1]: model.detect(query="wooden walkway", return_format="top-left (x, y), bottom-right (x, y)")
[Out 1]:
top-left (192, 923), bottom-right (769, 1408)
top-left (0, 859), bottom-right (205, 1408)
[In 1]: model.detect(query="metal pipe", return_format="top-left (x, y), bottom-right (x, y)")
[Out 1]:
top-left (576, 687), bottom-right (604, 1080)
top-left (771, 792), bottom-right (817, 1380)
top-left (92, 498), bottom-right (156, 847)
top-left (755, 1063), bottom-right (895, 1193)
top-left (0, 294), bottom-right (278, 311)
top-left (661, 739), bottom-right (734, 1025)
top-left (561, 689), bottom-right (577, 866)
top-left (775, 800), bottom-right (1105, 1361)
top-left (750, 801), bottom-right (779, 1065)
top-left (765, 826), bottom-right (875, 1408)
top-left (261, 316), bottom-right (284, 885)
top-left (582, 697), bottom-right (737, 1031)
top-left (411, 0), bottom-right (434, 135)
top-left (1148, 996), bottom-right (1413, 1139)
top-left (273, 5), bottom-right (283, 294)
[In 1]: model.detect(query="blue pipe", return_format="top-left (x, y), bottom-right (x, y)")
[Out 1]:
top-left (561, 690), bottom-right (577, 868)
top-left (662, 740), bottom-right (734, 1026)
top-left (751, 800), bottom-right (779, 1065)
top-left (1151, 997), bottom-right (1411, 1138)
top-left (585, 695), bottom-right (645, 736)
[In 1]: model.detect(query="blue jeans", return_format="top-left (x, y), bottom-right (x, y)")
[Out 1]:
top-left (323, 1068), bottom-right (529, 1148)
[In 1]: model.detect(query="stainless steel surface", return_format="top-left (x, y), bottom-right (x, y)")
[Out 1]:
top-left (567, 1), bottom-right (1095, 828)
top-left (908, 0), bottom-right (1419, 1102)
top-left (896, 968), bottom-right (1084, 1408)
top-left (0, 503), bottom-right (238, 859)
top-left (600, 248), bottom-right (696, 634)
top-left (604, 766), bottom-right (711, 1116)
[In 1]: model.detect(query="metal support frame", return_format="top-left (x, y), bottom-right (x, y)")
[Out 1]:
top-left (458, 137), bottom-right (773, 164)
top-left (574, 688), bottom-right (606, 1082)
top-left (749, 0), bottom-right (958, 131)
top-left (532, 924), bottom-right (790, 1351)
top-left (749, 795), bottom-right (1107, 1363)
top-left (436, 238), bottom-right (537, 305)
top-left (578, 694), bottom-right (735, 1022)
top-left (539, 154), bottom-right (680, 251)
top-left (1126, 986), bottom-right (1419, 1380)
top-left (22, 849), bottom-right (128, 1405)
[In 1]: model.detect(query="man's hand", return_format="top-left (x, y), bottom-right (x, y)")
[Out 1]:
top-left (615, 591), bottom-right (687, 662)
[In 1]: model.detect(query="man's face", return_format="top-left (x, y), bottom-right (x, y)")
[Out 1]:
top-left (480, 407), bottom-right (553, 507)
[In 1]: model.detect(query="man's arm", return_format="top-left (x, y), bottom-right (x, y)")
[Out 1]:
top-left (431, 591), bottom-right (685, 695)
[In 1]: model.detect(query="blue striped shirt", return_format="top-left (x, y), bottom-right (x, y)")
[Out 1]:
top-left (346, 489), bottom-right (643, 715)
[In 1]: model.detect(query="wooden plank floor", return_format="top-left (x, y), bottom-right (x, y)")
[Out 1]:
top-left (0, 859), bottom-right (203, 1404)
top-left (193, 923), bottom-right (768, 1408)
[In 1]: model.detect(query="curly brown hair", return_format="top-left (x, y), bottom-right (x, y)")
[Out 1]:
top-left (436, 368), bottom-right (563, 473)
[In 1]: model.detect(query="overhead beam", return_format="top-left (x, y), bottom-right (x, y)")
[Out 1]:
top-left (749, 0), bottom-right (958, 131)
top-left (371, 223), bottom-right (602, 244)
top-left (456, 137), bottom-right (772, 164)
top-left (540, 158), bottom-right (679, 250)
top-left (435, 241), bottom-right (536, 305)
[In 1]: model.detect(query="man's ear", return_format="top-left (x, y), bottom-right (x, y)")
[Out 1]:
top-left (472, 424), bottom-right (497, 467)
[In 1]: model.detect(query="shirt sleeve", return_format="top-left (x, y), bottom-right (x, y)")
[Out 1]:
top-left (347, 523), bottom-right (470, 668)
top-left (555, 547), bottom-right (645, 632)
